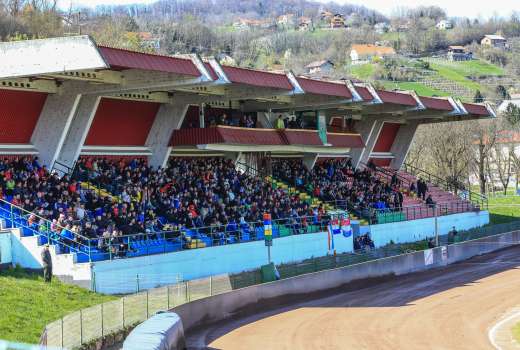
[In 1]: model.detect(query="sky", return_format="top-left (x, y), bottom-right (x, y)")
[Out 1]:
top-left (58, 0), bottom-right (518, 19)
top-left (319, 0), bottom-right (518, 19)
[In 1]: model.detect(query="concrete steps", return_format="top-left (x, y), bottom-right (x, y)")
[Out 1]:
top-left (270, 176), bottom-right (368, 225)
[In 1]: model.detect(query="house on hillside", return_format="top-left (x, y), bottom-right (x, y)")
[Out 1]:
top-left (447, 46), bottom-right (472, 61)
top-left (320, 11), bottom-right (334, 22)
top-left (233, 18), bottom-right (272, 29)
top-left (350, 44), bottom-right (396, 64)
top-left (127, 32), bottom-right (161, 49)
top-left (277, 14), bottom-right (295, 28)
top-left (498, 94), bottom-right (520, 113)
top-left (481, 34), bottom-right (507, 49)
top-left (298, 17), bottom-right (313, 31)
top-left (374, 22), bottom-right (390, 34)
top-left (436, 20), bottom-right (453, 30)
top-left (330, 14), bottom-right (346, 29)
top-left (305, 60), bottom-right (334, 75)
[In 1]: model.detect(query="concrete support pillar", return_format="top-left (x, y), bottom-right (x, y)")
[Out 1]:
top-left (54, 95), bottom-right (102, 172)
top-left (199, 103), bottom-right (205, 128)
top-left (257, 112), bottom-right (273, 128)
top-left (350, 119), bottom-right (384, 169)
top-left (146, 103), bottom-right (189, 169)
top-left (389, 121), bottom-right (420, 170)
top-left (31, 84), bottom-right (86, 168)
top-left (303, 154), bottom-right (318, 170)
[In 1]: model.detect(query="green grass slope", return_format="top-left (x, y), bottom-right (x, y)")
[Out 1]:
top-left (0, 267), bottom-right (115, 344)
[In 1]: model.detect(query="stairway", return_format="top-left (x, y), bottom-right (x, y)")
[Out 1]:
top-left (268, 176), bottom-right (368, 225)
top-left (79, 181), bottom-right (119, 201)
top-left (373, 167), bottom-right (474, 220)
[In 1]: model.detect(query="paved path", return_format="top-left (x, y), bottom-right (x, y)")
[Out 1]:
top-left (187, 246), bottom-right (520, 350)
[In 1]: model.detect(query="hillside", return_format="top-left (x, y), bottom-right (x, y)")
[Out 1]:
top-left (348, 57), bottom-right (507, 100)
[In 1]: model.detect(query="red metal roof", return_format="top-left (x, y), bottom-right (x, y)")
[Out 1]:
top-left (221, 66), bottom-right (293, 90)
top-left (463, 103), bottom-right (490, 116)
top-left (327, 132), bottom-right (365, 148)
top-left (419, 97), bottom-right (454, 111)
top-left (170, 126), bottom-right (365, 149)
top-left (355, 86), bottom-right (374, 102)
top-left (284, 129), bottom-right (323, 146)
top-left (98, 46), bottom-right (201, 76)
top-left (171, 126), bottom-right (285, 146)
top-left (376, 90), bottom-right (418, 106)
top-left (296, 77), bottom-right (352, 98)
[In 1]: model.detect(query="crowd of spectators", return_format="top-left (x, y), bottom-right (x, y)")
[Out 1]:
top-left (0, 156), bottom-right (130, 255)
top-left (272, 158), bottom-right (405, 218)
top-left (0, 156), bottom-right (329, 254)
top-left (354, 234), bottom-right (375, 251)
top-left (73, 157), bottom-right (321, 237)
top-left (0, 155), bottom-right (418, 258)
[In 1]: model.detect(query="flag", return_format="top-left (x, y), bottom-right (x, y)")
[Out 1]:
top-left (330, 218), bottom-right (341, 234)
top-left (341, 218), bottom-right (352, 238)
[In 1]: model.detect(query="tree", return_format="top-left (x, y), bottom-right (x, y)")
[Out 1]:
top-left (470, 120), bottom-right (497, 194)
top-left (503, 103), bottom-right (520, 127)
top-left (496, 85), bottom-right (510, 102)
top-left (473, 90), bottom-right (484, 103)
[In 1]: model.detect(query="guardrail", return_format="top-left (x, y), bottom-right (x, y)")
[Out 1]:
top-left (325, 200), bottom-right (475, 225)
top-left (403, 162), bottom-right (487, 209)
top-left (40, 219), bottom-right (520, 349)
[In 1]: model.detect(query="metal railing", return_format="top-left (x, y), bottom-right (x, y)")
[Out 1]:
top-left (328, 200), bottom-right (475, 225)
top-left (41, 274), bottom-right (233, 349)
top-left (403, 162), bottom-right (487, 209)
top-left (41, 218), bottom-right (520, 350)
top-left (51, 160), bottom-right (76, 178)
top-left (0, 195), bottom-right (332, 263)
top-left (0, 198), bottom-right (94, 261)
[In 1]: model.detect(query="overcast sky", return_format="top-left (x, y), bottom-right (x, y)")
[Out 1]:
top-left (58, 0), bottom-right (518, 19)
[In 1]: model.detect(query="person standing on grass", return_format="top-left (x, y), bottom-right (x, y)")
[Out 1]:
top-left (41, 245), bottom-right (52, 283)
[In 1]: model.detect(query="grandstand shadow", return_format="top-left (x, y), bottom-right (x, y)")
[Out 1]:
top-left (189, 244), bottom-right (520, 348)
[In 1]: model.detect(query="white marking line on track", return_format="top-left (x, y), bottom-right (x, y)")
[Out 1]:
top-left (489, 308), bottom-right (520, 349)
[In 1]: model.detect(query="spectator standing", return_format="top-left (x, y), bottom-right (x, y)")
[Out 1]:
top-left (41, 245), bottom-right (52, 283)
top-left (275, 115), bottom-right (285, 129)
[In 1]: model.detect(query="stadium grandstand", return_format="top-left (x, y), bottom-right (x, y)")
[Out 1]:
top-left (0, 36), bottom-right (494, 293)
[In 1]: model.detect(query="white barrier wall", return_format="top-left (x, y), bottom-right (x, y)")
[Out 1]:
top-left (0, 231), bottom-right (12, 265)
top-left (369, 211), bottom-right (490, 247)
top-left (172, 229), bottom-right (520, 335)
top-left (92, 230), bottom-right (354, 294)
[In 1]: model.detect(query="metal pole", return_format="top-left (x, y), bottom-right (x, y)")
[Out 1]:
top-left (267, 245), bottom-right (271, 264)
top-left (146, 290), bottom-right (149, 318)
top-left (101, 303), bottom-right (104, 338)
top-left (435, 204), bottom-right (439, 247)
top-left (80, 309), bottom-right (83, 345)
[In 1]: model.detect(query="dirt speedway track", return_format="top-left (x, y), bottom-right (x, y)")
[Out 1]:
top-left (187, 245), bottom-right (520, 350)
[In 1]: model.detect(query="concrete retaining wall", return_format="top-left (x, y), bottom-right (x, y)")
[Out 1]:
top-left (92, 230), bottom-right (353, 294)
top-left (172, 229), bottom-right (519, 333)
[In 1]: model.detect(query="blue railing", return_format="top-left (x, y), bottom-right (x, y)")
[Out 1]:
top-left (0, 198), bottom-right (93, 262)
top-left (0, 196), bottom-right (333, 263)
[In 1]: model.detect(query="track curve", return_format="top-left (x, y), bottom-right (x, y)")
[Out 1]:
top-left (187, 246), bottom-right (520, 350)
